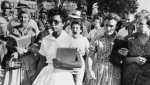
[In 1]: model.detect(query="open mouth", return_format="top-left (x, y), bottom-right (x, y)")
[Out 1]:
top-left (73, 32), bottom-right (77, 34)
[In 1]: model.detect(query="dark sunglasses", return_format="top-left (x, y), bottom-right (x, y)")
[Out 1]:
top-left (49, 20), bottom-right (62, 25)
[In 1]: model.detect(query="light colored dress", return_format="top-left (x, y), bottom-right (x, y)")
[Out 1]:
top-left (73, 36), bottom-right (90, 85)
top-left (32, 35), bottom-right (57, 85)
top-left (85, 33), bottom-right (121, 85)
top-left (33, 30), bottom-right (77, 85)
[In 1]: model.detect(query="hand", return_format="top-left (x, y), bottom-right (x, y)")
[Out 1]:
top-left (28, 44), bottom-right (38, 53)
top-left (118, 48), bottom-right (128, 56)
top-left (88, 70), bottom-right (96, 80)
top-left (135, 56), bottom-right (147, 65)
top-left (17, 47), bottom-right (27, 55)
top-left (11, 52), bottom-right (18, 58)
top-left (52, 58), bottom-right (63, 68)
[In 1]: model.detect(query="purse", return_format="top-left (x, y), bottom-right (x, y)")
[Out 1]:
top-left (109, 51), bottom-right (124, 67)
top-left (109, 39), bottom-right (128, 67)
top-left (6, 57), bottom-right (21, 70)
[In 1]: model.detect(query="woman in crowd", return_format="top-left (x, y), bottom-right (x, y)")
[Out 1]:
top-left (33, 8), bottom-right (82, 85)
top-left (70, 21), bottom-right (90, 85)
top-left (85, 13), bottom-right (128, 85)
top-left (3, 10), bottom-right (37, 85)
top-left (123, 13), bottom-right (150, 85)
top-left (88, 15), bottom-right (104, 42)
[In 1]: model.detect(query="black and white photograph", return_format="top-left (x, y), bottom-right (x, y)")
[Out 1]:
top-left (0, 0), bottom-right (149, 85)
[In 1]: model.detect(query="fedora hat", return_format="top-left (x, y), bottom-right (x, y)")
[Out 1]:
top-left (15, 2), bottom-right (30, 9)
top-left (69, 11), bottom-right (82, 19)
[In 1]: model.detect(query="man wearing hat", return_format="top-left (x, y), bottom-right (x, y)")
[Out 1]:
top-left (64, 10), bottom-right (88, 37)
top-left (37, 8), bottom-right (50, 32)
top-left (1, 1), bottom-right (14, 22)
top-left (7, 2), bottom-right (40, 35)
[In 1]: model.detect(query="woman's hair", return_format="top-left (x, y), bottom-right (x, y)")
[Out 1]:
top-left (104, 13), bottom-right (121, 22)
top-left (48, 8), bottom-right (68, 23)
top-left (93, 15), bottom-right (100, 21)
top-left (93, 15), bottom-right (104, 27)
top-left (104, 13), bottom-right (121, 31)
top-left (135, 12), bottom-right (150, 27)
top-left (18, 10), bottom-right (31, 20)
top-left (71, 20), bottom-right (83, 32)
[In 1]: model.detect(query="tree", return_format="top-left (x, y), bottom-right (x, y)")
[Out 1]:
top-left (98, 0), bottom-right (139, 15)
top-left (37, 0), bottom-right (87, 9)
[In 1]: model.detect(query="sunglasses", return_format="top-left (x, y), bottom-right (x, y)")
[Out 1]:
top-left (49, 20), bottom-right (62, 25)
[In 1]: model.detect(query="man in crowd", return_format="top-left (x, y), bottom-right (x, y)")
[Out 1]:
top-left (1, 1), bottom-right (14, 22)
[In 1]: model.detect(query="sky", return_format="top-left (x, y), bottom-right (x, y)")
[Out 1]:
top-left (137, 0), bottom-right (150, 12)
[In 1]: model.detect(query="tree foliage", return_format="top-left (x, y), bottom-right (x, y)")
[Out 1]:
top-left (37, 0), bottom-right (139, 17)
top-left (37, 0), bottom-right (87, 9)
top-left (98, 0), bottom-right (139, 14)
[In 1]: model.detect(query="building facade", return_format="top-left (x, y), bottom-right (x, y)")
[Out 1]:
top-left (0, 0), bottom-right (77, 18)
top-left (0, 0), bottom-right (37, 18)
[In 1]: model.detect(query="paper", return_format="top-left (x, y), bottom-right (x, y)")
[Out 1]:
top-left (9, 35), bottom-right (31, 49)
top-left (56, 48), bottom-right (77, 63)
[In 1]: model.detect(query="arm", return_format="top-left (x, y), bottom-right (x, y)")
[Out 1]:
top-left (62, 52), bottom-right (82, 68)
top-left (125, 56), bottom-right (147, 65)
top-left (86, 50), bottom-right (96, 79)
top-left (53, 52), bottom-right (82, 69)
top-left (86, 50), bottom-right (95, 72)
top-left (125, 57), bottom-right (137, 63)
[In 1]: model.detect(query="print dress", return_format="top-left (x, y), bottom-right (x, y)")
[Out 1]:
top-left (123, 36), bottom-right (150, 85)
top-left (85, 34), bottom-right (121, 85)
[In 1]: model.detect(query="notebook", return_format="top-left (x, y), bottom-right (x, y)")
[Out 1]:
top-left (56, 48), bottom-right (77, 63)
top-left (8, 35), bottom-right (31, 49)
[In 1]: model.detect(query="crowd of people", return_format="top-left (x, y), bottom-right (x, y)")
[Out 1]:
top-left (0, 1), bottom-right (150, 85)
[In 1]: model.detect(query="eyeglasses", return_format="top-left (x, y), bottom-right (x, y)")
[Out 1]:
top-left (49, 20), bottom-right (62, 25)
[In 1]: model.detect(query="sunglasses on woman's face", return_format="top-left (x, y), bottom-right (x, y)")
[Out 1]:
top-left (49, 20), bottom-right (62, 25)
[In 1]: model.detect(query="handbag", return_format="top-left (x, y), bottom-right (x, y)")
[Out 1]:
top-left (109, 39), bottom-right (128, 67)
top-left (6, 57), bottom-right (21, 70)
top-left (109, 51), bottom-right (124, 67)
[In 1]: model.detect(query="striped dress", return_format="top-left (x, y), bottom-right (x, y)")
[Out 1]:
top-left (85, 34), bottom-right (121, 85)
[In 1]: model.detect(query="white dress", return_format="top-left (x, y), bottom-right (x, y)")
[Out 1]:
top-left (33, 31), bottom-right (76, 85)
top-left (73, 36), bottom-right (90, 85)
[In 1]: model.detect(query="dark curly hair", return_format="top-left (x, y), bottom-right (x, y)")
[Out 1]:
top-left (71, 20), bottom-right (83, 32)
top-left (47, 8), bottom-right (68, 23)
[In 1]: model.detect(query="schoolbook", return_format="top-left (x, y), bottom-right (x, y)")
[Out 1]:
top-left (8, 35), bottom-right (31, 49)
top-left (56, 48), bottom-right (77, 70)
top-left (56, 48), bottom-right (77, 63)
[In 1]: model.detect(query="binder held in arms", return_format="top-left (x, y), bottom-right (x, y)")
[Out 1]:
top-left (6, 35), bottom-right (32, 70)
top-left (56, 48), bottom-right (77, 70)
top-left (8, 34), bottom-right (31, 49)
